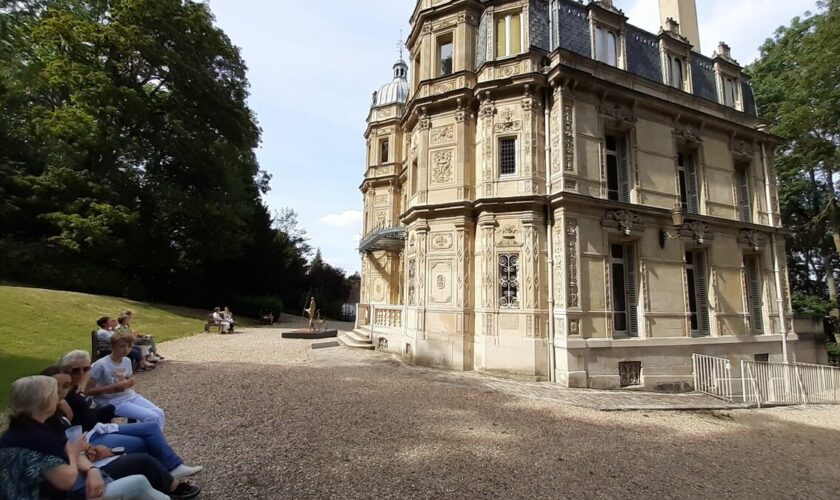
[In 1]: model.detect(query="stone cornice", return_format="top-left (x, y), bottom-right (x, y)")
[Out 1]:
top-left (546, 51), bottom-right (784, 145)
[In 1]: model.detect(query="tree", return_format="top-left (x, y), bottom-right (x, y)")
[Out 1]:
top-left (0, 0), bottom-right (315, 313)
top-left (749, 0), bottom-right (840, 314)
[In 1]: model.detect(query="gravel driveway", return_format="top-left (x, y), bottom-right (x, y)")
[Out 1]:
top-left (137, 325), bottom-right (840, 499)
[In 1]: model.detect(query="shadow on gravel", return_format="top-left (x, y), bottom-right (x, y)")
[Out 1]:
top-left (141, 360), bottom-right (840, 499)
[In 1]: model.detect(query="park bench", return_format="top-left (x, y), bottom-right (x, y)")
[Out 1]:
top-left (204, 313), bottom-right (225, 334)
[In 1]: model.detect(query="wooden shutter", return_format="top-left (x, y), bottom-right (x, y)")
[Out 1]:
top-left (686, 153), bottom-right (700, 213)
top-left (695, 252), bottom-right (711, 334)
top-left (745, 255), bottom-right (764, 332)
top-left (618, 137), bottom-right (630, 203)
top-left (737, 167), bottom-right (752, 222)
top-left (625, 245), bottom-right (639, 337)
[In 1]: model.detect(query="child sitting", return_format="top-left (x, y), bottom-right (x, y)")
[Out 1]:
top-left (87, 334), bottom-right (166, 430)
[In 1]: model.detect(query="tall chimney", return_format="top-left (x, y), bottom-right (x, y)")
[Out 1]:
top-left (659, 0), bottom-right (701, 52)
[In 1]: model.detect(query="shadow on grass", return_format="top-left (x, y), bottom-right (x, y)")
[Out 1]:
top-left (0, 351), bottom-right (58, 408)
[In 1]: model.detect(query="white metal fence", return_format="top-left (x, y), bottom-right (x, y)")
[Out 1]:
top-left (741, 360), bottom-right (840, 406)
top-left (692, 353), bottom-right (735, 403)
top-left (693, 353), bottom-right (840, 406)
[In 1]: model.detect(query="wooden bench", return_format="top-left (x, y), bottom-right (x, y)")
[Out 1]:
top-left (91, 331), bottom-right (110, 362)
top-left (204, 314), bottom-right (225, 334)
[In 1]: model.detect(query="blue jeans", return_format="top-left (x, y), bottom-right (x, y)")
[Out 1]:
top-left (89, 422), bottom-right (182, 470)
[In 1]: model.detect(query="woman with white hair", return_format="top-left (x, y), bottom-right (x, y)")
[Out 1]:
top-left (58, 350), bottom-right (203, 480)
top-left (0, 375), bottom-right (169, 499)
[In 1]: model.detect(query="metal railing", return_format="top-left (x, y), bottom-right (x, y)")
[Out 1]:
top-left (742, 360), bottom-right (840, 407)
top-left (692, 353), bottom-right (735, 402)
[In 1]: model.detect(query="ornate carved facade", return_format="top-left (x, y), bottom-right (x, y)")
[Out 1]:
top-left (355, 0), bottom-right (813, 390)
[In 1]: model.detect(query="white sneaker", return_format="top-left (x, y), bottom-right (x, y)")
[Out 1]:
top-left (147, 354), bottom-right (162, 363)
top-left (170, 464), bottom-right (203, 479)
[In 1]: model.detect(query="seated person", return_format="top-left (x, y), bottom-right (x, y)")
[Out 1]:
top-left (0, 375), bottom-right (170, 500)
top-left (40, 366), bottom-right (201, 498)
top-left (119, 310), bottom-right (164, 361)
top-left (97, 316), bottom-right (153, 371)
top-left (223, 306), bottom-right (235, 332)
top-left (211, 307), bottom-right (231, 333)
top-left (58, 351), bottom-right (202, 479)
top-left (87, 334), bottom-right (167, 430)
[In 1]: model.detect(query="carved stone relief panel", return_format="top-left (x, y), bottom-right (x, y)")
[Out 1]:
top-left (496, 224), bottom-right (521, 247)
top-left (374, 194), bottom-right (388, 207)
top-left (456, 227), bottom-right (469, 308)
top-left (563, 101), bottom-right (576, 172)
top-left (431, 232), bottom-right (453, 250)
top-left (430, 149), bottom-right (454, 184)
top-left (430, 261), bottom-right (453, 304)
top-left (407, 258), bottom-right (416, 306)
top-left (480, 221), bottom-right (496, 308)
top-left (494, 106), bottom-right (522, 134)
top-left (554, 226), bottom-right (564, 307)
top-left (566, 218), bottom-right (579, 308)
top-left (431, 125), bottom-right (455, 145)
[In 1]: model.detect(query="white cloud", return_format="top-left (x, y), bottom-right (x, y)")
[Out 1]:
top-left (319, 210), bottom-right (363, 228)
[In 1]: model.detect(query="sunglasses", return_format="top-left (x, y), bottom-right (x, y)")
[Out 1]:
top-left (71, 366), bottom-right (92, 374)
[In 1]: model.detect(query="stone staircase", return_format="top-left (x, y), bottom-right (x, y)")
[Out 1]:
top-left (338, 327), bottom-right (375, 350)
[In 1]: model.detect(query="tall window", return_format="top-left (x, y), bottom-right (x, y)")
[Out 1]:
top-left (611, 244), bottom-right (638, 337)
top-left (723, 77), bottom-right (738, 108)
top-left (438, 35), bottom-right (453, 76)
top-left (499, 137), bottom-right (517, 175)
top-left (594, 26), bottom-right (619, 67)
top-left (685, 251), bottom-right (710, 336)
top-left (736, 165), bottom-right (752, 223)
top-left (411, 160), bottom-right (419, 195)
top-left (744, 254), bottom-right (764, 332)
top-left (669, 55), bottom-right (684, 90)
top-left (677, 151), bottom-right (700, 213)
top-left (380, 139), bottom-right (389, 164)
top-left (605, 134), bottom-right (629, 202)
top-left (499, 254), bottom-right (520, 309)
top-left (412, 54), bottom-right (421, 90)
top-left (495, 12), bottom-right (522, 58)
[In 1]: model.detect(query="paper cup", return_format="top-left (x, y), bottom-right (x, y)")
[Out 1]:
top-left (65, 425), bottom-right (83, 442)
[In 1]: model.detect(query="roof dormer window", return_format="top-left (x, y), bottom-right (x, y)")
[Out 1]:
top-left (594, 26), bottom-right (619, 67)
top-left (495, 12), bottom-right (522, 59)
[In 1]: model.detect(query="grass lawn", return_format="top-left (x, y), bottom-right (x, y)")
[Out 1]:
top-left (0, 284), bottom-right (222, 407)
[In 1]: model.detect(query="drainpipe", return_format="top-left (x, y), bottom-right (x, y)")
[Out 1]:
top-left (760, 141), bottom-right (788, 363)
top-left (544, 86), bottom-right (557, 382)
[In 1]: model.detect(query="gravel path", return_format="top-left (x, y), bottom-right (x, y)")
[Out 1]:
top-left (137, 325), bottom-right (840, 499)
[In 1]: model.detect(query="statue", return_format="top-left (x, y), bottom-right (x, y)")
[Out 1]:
top-left (305, 297), bottom-right (318, 331)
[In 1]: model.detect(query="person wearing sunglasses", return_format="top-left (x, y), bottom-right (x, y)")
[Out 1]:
top-left (59, 351), bottom-right (203, 480)
top-left (0, 375), bottom-right (169, 500)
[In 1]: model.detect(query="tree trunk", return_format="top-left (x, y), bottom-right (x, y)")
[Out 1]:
top-left (823, 253), bottom-right (839, 318)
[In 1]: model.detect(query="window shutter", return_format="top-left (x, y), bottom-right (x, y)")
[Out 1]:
top-left (496, 17), bottom-right (507, 57)
top-left (745, 255), bottom-right (764, 332)
top-left (618, 137), bottom-right (630, 202)
top-left (510, 14), bottom-right (522, 54)
top-left (625, 245), bottom-right (639, 337)
top-left (686, 153), bottom-right (700, 213)
top-left (737, 168), bottom-right (752, 222)
top-left (695, 252), bottom-right (711, 333)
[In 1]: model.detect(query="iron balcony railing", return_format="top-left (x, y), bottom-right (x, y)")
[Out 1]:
top-left (358, 226), bottom-right (407, 253)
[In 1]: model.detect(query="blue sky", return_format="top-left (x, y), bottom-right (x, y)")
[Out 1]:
top-left (207, 0), bottom-right (818, 274)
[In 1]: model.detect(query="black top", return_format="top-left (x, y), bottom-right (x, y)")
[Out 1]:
top-left (0, 417), bottom-right (70, 499)
top-left (0, 417), bottom-right (68, 461)
top-left (65, 388), bottom-right (101, 431)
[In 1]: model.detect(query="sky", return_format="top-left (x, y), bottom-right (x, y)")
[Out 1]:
top-left (206, 0), bottom-right (819, 274)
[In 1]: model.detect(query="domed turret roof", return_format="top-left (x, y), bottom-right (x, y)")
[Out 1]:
top-left (372, 58), bottom-right (409, 108)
